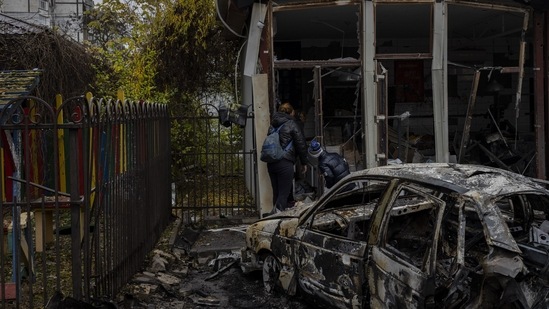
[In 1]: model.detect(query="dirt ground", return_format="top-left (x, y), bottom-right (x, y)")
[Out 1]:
top-left (114, 218), bottom-right (313, 309)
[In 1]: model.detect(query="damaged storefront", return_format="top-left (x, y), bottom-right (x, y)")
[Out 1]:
top-left (218, 0), bottom-right (549, 215)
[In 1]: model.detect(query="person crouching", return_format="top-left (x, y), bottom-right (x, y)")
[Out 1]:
top-left (308, 140), bottom-right (354, 192)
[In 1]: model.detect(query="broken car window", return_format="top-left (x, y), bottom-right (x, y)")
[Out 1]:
top-left (498, 194), bottom-right (549, 273)
top-left (384, 184), bottom-right (443, 271)
top-left (310, 179), bottom-right (389, 240)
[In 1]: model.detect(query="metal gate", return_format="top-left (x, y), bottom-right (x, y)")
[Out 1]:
top-left (0, 94), bottom-right (172, 307)
top-left (172, 104), bottom-right (258, 225)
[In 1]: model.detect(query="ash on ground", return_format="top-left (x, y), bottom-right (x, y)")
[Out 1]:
top-left (115, 220), bottom-right (311, 309)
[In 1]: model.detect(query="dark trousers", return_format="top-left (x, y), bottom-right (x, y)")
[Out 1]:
top-left (267, 159), bottom-right (294, 211)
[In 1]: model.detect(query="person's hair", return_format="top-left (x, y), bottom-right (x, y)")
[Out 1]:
top-left (278, 102), bottom-right (294, 115)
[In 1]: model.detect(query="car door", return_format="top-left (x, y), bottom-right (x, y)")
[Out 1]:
top-left (296, 178), bottom-right (389, 309)
top-left (366, 181), bottom-right (446, 309)
top-left (298, 223), bottom-right (369, 309)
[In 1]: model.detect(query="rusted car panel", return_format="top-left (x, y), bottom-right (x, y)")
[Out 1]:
top-left (243, 163), bottom-right (549, 308)
top-left (368, 246), bottom-right (428, 308)
top-left (298, 227), bottom-right (369, 308)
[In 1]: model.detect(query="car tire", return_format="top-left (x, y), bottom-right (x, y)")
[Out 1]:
top-left (262, 254), bottom-right (281, 294)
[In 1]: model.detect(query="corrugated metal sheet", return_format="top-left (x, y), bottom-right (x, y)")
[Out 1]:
top-left (0, 70), bottom-right (42, 105)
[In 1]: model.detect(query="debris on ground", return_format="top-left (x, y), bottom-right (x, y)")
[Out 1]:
top-left (114, 218), bottom-right (311, 309)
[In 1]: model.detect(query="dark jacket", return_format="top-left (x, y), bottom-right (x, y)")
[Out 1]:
top-left (318, 151), bottom-right (350, 188)
top-left (270, 112), bottom-right (308, 164)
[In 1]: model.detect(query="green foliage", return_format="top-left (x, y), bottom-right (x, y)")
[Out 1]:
top-left (86, 0), bottom-right (243, 184)
top-left (87, 0), bottom-right (240, 100)
top-left (150, 0), bottom-right (239, 98)
top-left (86, 0), bottom-right (165, 100)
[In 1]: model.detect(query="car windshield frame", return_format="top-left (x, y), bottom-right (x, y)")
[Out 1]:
top-left (298, 174), bottom-right (392, 226)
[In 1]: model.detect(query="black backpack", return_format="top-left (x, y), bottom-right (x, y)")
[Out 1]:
top-left (260, 124), bottom-right (293, 163)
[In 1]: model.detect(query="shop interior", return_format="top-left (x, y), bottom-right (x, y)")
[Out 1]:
top-left (270, 2), bottom-right (535, 195)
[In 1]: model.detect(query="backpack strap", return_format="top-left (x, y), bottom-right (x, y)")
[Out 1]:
top-left (274, 122), bottom-right (293, 151)
top-left (284, 140), bottom-right (293, 151)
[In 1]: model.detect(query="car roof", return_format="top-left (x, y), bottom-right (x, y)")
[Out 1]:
top-left (353, 163), bottom-right (549, 197)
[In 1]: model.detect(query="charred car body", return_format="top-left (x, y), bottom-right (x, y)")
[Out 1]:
top-left (241, 163), bottom-right (549, 308)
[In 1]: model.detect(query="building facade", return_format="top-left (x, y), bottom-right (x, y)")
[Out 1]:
top-left (217, 0), bottom-right (549, 214)
top-left (0, 0), bottom-right (93, 42)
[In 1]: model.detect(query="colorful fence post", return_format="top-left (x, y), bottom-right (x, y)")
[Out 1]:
top-left (56, 95), bottom-right (66, 194)
top-left (0, 93), bottom-right (171, 307)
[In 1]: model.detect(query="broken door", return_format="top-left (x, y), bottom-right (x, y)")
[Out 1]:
top-left (367, 182), bottom-right (446, 308)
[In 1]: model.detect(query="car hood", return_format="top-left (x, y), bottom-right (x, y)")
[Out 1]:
top-left (246, 202), bottom-right (313, 247)
top-left (259, 201), bottom-right (314, 221)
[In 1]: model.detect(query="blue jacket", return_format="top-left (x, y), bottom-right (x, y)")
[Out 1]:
top-left (318, 151), bottom-right (350, 188)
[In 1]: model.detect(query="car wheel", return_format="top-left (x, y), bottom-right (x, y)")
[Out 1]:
top-left (262, 254), bottom-right (281, 294)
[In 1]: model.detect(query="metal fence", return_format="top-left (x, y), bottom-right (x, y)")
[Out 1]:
top-left (0, 94), bottom-right (172, 307)
top-left (172, 104), bottom-right (258, 224)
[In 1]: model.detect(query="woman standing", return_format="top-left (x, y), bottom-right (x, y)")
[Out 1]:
top-left (267, 102), bottom-right (308, 213)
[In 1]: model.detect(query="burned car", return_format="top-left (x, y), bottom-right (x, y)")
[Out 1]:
top-left (241, 163), bottom-right (549, 308)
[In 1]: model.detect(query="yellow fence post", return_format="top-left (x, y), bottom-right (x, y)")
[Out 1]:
top-left (57, 94), bottom-right (66, 193)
